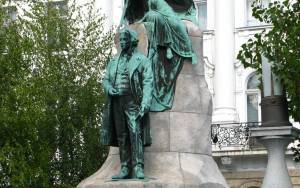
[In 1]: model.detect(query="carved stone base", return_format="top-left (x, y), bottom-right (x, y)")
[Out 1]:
top-left (77, 21), bottom-right (228, 188)
top-left (77, 151), bottom-right (227, 188)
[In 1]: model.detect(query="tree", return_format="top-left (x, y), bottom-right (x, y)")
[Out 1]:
top-left (0, 0), bottom-right (114, 187)
top-left (237, 0), bottom-right (300, 161)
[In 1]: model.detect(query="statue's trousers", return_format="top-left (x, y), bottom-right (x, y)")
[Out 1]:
top-left (111, 95), bottom-right (144, 167)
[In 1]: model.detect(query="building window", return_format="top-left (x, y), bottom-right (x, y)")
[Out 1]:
top-left (1, 5), bottom-right (17, 26)
top-left (195, 0), bottom-right (207, 30)
top-left (47, 1), bottom-right (68, 18)
top-left (246, 73), bottom-right (261, 122)
top-left (46, 1), bottom-right (68, 50)
top-left (246, 0), bottom-right (270, 26)
top-left (5, 6), bottom-right (17, 20)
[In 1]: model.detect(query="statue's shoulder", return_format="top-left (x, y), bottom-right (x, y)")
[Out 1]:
top-left (107, 55), bottom-right (119, 66)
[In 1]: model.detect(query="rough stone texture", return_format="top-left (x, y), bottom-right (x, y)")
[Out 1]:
top-left (145, 112), bottom-right (170, 152)
top-left (171, 74), bottom-right (202, 113)
top-left (78, 152), bottom-right (227, 188)
top-left (169, 113), bottom-right (212, 154)
top-left (77, 21), bottom-right (228, 188)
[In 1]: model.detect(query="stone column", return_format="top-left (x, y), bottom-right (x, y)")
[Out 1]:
top-left (212, 0), bottom-right (237, 123)
top-left (250, 126), bottom-right (299, 188)
top-left (259, 136), bottom-right (292, 188)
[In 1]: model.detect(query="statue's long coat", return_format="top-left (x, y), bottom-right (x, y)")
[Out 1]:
top-left (101, 52), bottom-right (153, 147)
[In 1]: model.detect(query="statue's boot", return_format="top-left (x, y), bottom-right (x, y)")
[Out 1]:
top-left (133, 164), bottom-right (145, 179)
top-left (111, 166), bottom-right (130, 179)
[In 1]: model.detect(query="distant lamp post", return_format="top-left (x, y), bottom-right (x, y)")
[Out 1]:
top-left (250, 57), bottom-right (298, 188)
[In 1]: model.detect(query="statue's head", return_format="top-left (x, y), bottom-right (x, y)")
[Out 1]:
top-left (119, 28), bottom-right (139, 51)
top-left (148, 0), bottom-right (158, 10)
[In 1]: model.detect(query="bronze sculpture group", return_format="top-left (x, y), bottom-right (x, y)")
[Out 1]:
top-left (101, 0), bottom-right (198, 180)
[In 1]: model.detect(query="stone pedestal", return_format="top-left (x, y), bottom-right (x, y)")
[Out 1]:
top-left (77, 21), bottom-right (228, 188)
top-left (251, 126), bottom-right (300, 188)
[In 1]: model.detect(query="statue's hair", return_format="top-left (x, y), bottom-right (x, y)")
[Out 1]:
top-left (120, 28), bottom-right (139, 47)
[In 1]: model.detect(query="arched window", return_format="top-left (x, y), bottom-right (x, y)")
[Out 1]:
top-left (246, 73), bottom-right (261, 122)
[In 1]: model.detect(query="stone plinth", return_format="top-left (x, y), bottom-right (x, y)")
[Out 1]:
top-left (250, 126), bottom-right (300, 188)
top-left (77, 22), bottom-right (228, 188)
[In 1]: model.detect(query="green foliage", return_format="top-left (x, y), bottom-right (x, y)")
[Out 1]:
top-left (291, 142), bottom-right (300, 162)
top-left (0, 0), bottom-right (113, 187)
top-left (237, 0), bottom-right (300, 122)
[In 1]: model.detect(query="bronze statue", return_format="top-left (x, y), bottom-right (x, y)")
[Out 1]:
top-left (101, 0), bottom-right (198, 180)
top-left (120, 0), bottom-right (198, 111)
top-left (101, 29), bottom-right (153, 179)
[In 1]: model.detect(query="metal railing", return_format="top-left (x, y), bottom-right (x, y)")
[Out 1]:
top-left (211, 122), bottom-right (261, 150)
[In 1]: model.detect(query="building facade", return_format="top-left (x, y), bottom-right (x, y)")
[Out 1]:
top-left (198, 1), bottom-right (300, 187)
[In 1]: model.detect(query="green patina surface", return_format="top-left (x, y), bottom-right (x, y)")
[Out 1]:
top-left (121, 0), bottom-right (198, 111)
top-left (101, 29), bottom-right (153, 179)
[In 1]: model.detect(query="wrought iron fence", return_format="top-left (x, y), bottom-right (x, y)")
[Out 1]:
top-left (211, 122), bottom-right (261, 150)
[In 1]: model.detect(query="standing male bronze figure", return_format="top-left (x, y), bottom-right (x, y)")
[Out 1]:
top-left (101, 29), bottom-right (153, 179)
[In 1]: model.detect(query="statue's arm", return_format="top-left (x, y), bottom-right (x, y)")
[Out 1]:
top-left (102, 60), bottom-right (114, 95)
top-left (140, 58), bottom-right (154, 113)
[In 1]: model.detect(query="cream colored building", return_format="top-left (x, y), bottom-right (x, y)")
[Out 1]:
top-left (199, 0), bottom-right (300, 187)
